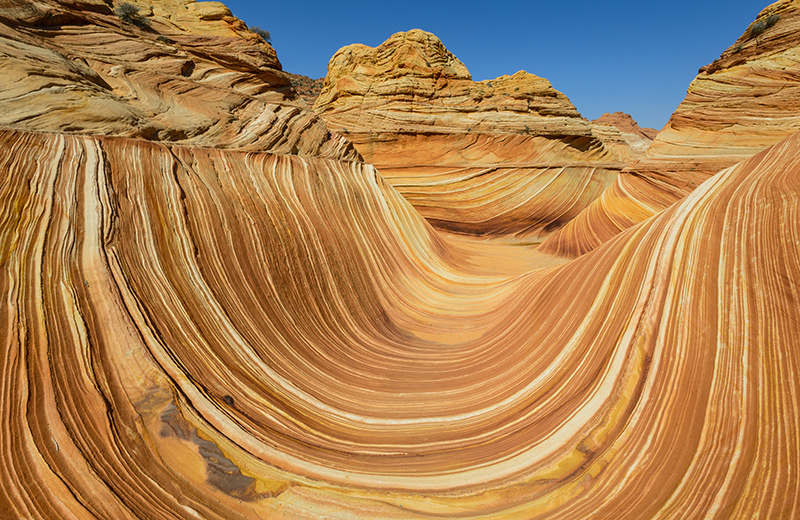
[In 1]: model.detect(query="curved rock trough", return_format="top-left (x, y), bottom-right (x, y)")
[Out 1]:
top-left (1, 0), bottom-right (799, 518)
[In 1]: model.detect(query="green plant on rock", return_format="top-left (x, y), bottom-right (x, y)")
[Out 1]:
top-left (115, 2), bottom-right (149, 29)
top-left (249, 25), bottom-right (271, 44)
top-left (765, 13), bottom-right (780, 28)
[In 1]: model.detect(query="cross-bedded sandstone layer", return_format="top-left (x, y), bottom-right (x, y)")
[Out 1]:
top-left (591, 111), bottom-right (657, 161)
top-left (1, 1), bottom-right (800, 519)
top-left (0, 0), bottom-right (358, 158)
top-left (2, 121), bottom-right (799, 520)
top-left (315, 29), bottom-right (640, 241)
top-left (540, 0), bottom-right (800, 257)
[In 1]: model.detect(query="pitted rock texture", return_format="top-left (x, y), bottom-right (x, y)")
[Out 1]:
top-left (315, 29), bottom-right (632, 240)
top-left (315, 30), bottom-right (588, 137)
top-left (541, 0), bottom-right (800, 257)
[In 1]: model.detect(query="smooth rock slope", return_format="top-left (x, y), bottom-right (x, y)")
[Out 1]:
top-left (2, 123), bottom-right (799, 520)
top-left (1, 1), bottom-right (799, 519)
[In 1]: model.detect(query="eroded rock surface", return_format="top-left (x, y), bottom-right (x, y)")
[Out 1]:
top-left (541, 0), bottom-right (800, 256)
top-left (315, 29), bottom-right (632, 240)
top-left (1, 1), bottom-right (799, 519)
top-left (0, 0), bottom-right (358, 158)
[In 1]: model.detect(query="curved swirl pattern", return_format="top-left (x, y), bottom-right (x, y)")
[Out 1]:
top-left (542, 0), bottom-right (800, 257)
top-left (1, 125), bottom-right (799, 518)
top-left (315, 30), bottom-right (630, 240)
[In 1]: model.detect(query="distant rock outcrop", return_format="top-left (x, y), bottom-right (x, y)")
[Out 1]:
top-left (540, 0), bottom-right (800, 257)
top-left (315, 29), bottom-right (635, 240)
top-left (287, 73), bottom-right (325, 107)
top-left (315, 30), bottom-right (588, 137)
top-left (590, 111), bottom-right (657, 162)
top-left (593, 112), bottom-right (658, 141)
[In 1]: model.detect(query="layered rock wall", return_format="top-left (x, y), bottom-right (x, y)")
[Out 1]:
top-left (1, 1), bottom-right (799, 518)
top-left (315, 30), bottom-right (629, 240)
top-left (2, 124), bottom-right (799, 519)
top-left (541, 0), bottom-right (800, 256)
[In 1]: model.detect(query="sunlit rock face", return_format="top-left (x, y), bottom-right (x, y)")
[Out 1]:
top-left (0, 0), bottom-right (358, 158)
top-left (591, 111), bottom-right (657, 162)
top-left (2, 1), bottom-right (800, 519)
top-left (540, 0), bottom-right (800, 257)
top-left (315, 29), bottom-right (635, 241)
top-left (3, 124), bottom-right (799, 520)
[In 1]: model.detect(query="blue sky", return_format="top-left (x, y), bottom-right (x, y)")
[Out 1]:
top-left (222, 1), bottom-right (768, 130)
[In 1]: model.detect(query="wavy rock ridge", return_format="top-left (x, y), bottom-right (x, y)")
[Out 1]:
top-left (1, 1), bottom-right (800, 519)
top-left (540, 0), bottom-right (800, 256)
top-left (315, 29), bottom-right (635, 241)
top-left (2, 123), bottom-right (799, 519)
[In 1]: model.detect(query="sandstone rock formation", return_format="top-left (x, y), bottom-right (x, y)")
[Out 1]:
top-left (540, 0), bottom-right (800, 256)
top-left (0, 0), bottom-right (358, 158)
top-left (3, 121), bottom-right (799, 520)
top-left (315, 30), bottom-right (632, 240)
top-left (589, 114), bottom-right (654, 163)
top-left (2, 0), bottom-right (800, 519)
top-left (286, 72), bottom-right (325, 107)
top-left (594, 112), bottom-right (658, 140)
top-left (591, 111), bottom-right (657, 160)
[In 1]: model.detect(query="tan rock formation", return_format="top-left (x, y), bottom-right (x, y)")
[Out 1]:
top-left (594, 111), bottom-right (658, 140)
top-left (2, 124), bottom-right (799, 520)
top-left (2, 0), bottom-right (800, 518)
top-left (541, 0), bottom-right (800, 256)
top-left (590, 111), bottom-right (657, 161)
top-left (0, 0), bottom-right (358, 158)
top-left (315, 29), bottom-right (630, 240)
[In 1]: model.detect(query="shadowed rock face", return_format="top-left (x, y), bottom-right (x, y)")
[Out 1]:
top-left (315, 29), bottom-right (635, 241)
top-left (540, 0), bottom-right (800, 257)
top-left (1, 1), bottom-right (800, 519)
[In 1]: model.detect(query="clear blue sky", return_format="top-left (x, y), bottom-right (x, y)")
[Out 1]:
top-left (222, 1), bottom-right (768, 130)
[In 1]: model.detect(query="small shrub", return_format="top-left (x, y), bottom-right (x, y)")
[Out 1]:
top-left (765, 13), bottom-right (780, 28)
top-left (749, 20), bottom-right (766, 37)
top-left (156, 35), bottom-right (171, 44)
top-left (115, 2), bottom-right (149, 28)
top-left (732, 43), bottom-right (744, 54)
top-left (249, 25), bottom-right (271, 44)
top-left (748, 13), bottom-right (779, 38)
